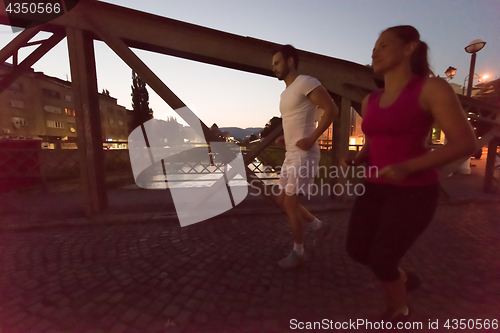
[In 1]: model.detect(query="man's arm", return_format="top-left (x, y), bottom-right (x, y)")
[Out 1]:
top-left (295, 85), bottom-right (339, 151)
top-left (275, 135), bottom-right (285, 148)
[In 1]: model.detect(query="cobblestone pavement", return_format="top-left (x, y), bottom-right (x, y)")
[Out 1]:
top-left (0, 201), bottom-right (499, 333)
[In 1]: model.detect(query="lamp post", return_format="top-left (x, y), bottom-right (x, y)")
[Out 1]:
top-left (462, 73), bottom-right (489, 95)
top-left (464, 39), bottom-right (486, 97)
top-left (445, 66), bottom-right (457, 81)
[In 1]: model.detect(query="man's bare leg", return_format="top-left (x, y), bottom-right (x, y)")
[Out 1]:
top-left (283, 193), bottom-right (305, 244)
top-left (299, 205), bottom-right (316, 223)
top-left (277, 192), bottom-right (309, 269)
top-left (277, 191), bottom-right (315, 223)
top-left (277, 191), bottom-right (330, 249)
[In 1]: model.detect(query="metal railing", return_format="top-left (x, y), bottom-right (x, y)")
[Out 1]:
top-left (0, 142), bottom-right (283, 190)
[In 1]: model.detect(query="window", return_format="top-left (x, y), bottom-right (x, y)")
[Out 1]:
top-left (118, 120), bottom-right (124, 126)
top-left (11, 117), bottom-right (28, 127)
top-left (65, 108), bottom-right (76, 116)
top-left (9, 82), bottom-right (23, 92)
top-left (44, 105), bottom-right (62, 114)
top-left (46, 120), bottom-right (64, 129)
top-left (109, 118), bottom-right (115, 125)
top-left (64, 95), bottom-right (73, 102)
top-left (42, 88), bottom-right (61, 99)
top-left (9, 99), bottom-right (25, 108)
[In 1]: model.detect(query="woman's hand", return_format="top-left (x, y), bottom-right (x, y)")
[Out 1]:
top-left (378, 162), bottom-right (412, 181)
top-left (342, 150), bottom-right (361, 167)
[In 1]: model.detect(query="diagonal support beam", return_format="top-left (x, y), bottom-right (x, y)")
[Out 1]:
top-left (242, 125), bottom-right (283, 165)
top-left (0, 25), bottom-right (42, 64)
top-left (0, 31), bottom-right (65, 95)
top-left (82, 10), bottom-right (278, 207)
top-left (241, 125), bottom-right (283, 207)
top-left (81, 10), bottom-right (217, 143)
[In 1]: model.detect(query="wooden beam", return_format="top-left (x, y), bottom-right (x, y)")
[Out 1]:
top-left (81, 11), bottom-right (280, 209)
top-left (0, 1), bottom-right (381, 105)
top-left (458, 94), bottom-right (500, 114)
top-left (0, 31), bottom-right (65, 95)
top-left (467, 114), bottom-right (500, 127)
top-left (484, 138), bottom-right (499, 193)
top-left (242, 125), bottom-right (283, 165)
top-left (0, 25), bottom-right (41, 64)
top-left (66, 27), bottom-right (107, 217)
top-left (331, 97), bottom-right (351, 202)
top-left (80, 10), bottom-right (219, 143)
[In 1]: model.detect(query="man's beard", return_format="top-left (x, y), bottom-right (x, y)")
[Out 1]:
top-left (276, 66), bottom-right (290, 81)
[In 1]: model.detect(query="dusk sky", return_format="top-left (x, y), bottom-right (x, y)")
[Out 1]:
top-left (1, 0), bottom-right (499, 129)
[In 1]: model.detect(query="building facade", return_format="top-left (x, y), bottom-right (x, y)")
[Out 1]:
top-left (0, 63), bottom-right (129, 149)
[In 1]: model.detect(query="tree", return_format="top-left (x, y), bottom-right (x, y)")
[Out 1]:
top-left (165, 116), bottom-right (183, 146)
top-left (210, 123), bottom-right (225, 141)
top-left (131, 71), bottom-right (153, 129)
top-left (242, 133), bottom-right (258, 145)
top-left (260, 116), bottom-right (282, 138)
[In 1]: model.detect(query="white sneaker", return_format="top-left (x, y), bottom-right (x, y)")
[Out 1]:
top-left (277, 250), bottom-right (307, 269)
top-left (313, 221), bottom-right (331, 247)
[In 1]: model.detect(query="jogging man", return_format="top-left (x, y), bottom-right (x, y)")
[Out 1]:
top-left (272, 44), bottom-right (338, 269)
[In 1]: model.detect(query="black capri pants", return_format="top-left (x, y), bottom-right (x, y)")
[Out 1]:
top-left (346, 181), bottom-right (439, 282)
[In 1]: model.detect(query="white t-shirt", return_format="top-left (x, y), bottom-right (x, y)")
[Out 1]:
top-left (279, 75), bottom-right (321, 152)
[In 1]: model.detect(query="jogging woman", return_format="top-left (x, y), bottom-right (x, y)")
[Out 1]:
top-left (345, 25), bottom-right (476, 321)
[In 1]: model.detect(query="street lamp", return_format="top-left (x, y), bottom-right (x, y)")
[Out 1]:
top-left (464, 39), bottom-right (486, 97)
top-left (444, 66), bottom-right (457, 80)
top-left (462, 73), bottom-right (489, 95)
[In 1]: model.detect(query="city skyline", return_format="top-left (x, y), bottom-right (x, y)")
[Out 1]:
top-left (0, 0), bottom-right (499, 129)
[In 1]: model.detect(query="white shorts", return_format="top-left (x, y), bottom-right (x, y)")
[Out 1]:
top-left (278, 149), bottom-right (320, 195)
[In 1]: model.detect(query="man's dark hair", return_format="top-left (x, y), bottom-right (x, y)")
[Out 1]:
top-left (273, 44), bottom-right (299, 69)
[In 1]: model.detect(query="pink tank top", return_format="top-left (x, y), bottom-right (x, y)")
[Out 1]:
top-left (361, 76), bottom-right (439, 186)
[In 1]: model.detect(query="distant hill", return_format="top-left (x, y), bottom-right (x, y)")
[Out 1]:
top-left (220, 127), bottom-right (263, 140)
